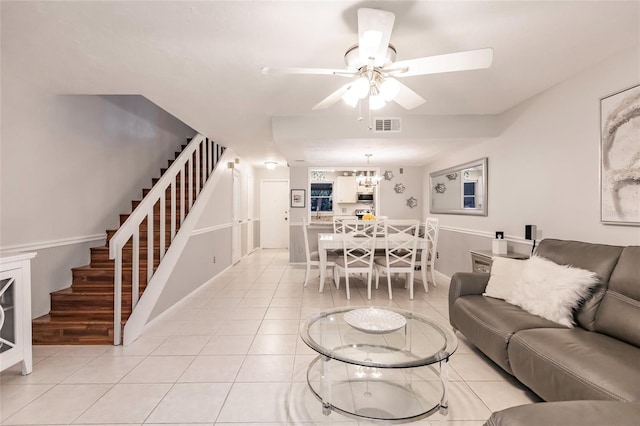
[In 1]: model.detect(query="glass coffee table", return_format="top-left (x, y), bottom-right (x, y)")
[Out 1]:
top-left (299, 306), bottom-right (457, 423)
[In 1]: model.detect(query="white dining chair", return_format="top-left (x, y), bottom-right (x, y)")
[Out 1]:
top-left (416, 217), bottom-right (440, 291)
top-left (333, 219), bottom-right (379, 299)
top-left (302, 218), bottom-right (336, 287)
top-left (374, 219), bottom-right (420, 299)
top-left (333, 215), bottom-right (358, 234)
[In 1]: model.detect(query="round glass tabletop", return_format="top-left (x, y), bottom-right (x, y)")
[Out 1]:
top-left (300, 306), bottom-right (457, 368)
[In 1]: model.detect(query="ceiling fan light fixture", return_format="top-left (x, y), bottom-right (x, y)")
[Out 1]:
top-left (369, 94), bottom-right (386, 110)
top-left (352, 77), bottom-right (370, 99)
top-left (380, 78), bottom-right (400, 101)
top-left (342, 88), bottom-right (359, 107)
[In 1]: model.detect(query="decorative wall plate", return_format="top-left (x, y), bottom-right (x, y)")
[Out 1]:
top-left (406, 196), bottom-right (418, 208)
top-left (394, 183), bottom-right (406, 193)
top-left (434, 183), bottom-right (446, 193)
top-left (446, 173), bottom-right (458, 180)
top-left (343, 308), bottom-right (407, 334)
top-left (383, 170), bottom-right (394, 181)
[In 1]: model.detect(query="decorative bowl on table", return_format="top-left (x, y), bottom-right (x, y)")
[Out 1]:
top-left (343, 307), bottom-right (407, 334)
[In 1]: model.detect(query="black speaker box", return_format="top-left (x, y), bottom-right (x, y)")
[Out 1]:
top-left (525, 225), bottom-right (537, 240)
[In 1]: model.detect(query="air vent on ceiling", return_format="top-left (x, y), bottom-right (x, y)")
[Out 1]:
top-left (374, 118), bottom-right (401, 133)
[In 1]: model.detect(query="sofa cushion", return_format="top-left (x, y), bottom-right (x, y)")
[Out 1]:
top-left (509, 256), bottom-right (598, 327)
top-left (594, 246), bottom-right (640, 347)
top-left (485, 401), bottom-right (640, 426)
top-left (451, 295), bottom-right (564, 374)
top-left (535, 239), bottom-right (623, 330)
top-left (508, 328), bottom-right (640, 402)
top-left (484, 257), bottom-right (528, 300)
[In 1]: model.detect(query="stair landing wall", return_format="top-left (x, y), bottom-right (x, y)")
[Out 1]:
top-left (1, 94), bottom-right (195, 318)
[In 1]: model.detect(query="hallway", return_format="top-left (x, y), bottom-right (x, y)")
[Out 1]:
top-left (1, 249), bottom-right (538, 424)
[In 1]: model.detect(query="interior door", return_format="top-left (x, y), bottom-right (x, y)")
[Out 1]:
top-left (232, 169), bottom-right (241, 264)
top-left (260, 180), bottom-right (289, 248)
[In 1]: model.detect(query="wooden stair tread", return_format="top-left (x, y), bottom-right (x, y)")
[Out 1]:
top-left (33, 314), bottom-right (114, 325)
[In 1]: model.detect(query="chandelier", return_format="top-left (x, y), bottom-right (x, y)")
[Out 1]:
top-left (355, 154), bottom-right (383, 187)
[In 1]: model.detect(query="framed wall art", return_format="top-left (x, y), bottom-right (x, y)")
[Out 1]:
top-left (290, 189), bottom-right (306, 208)
top-left (600, 84), bottom-right (640, 226)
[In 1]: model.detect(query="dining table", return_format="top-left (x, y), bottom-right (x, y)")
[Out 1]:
top-left (317, 232), bottom-right (431, 298)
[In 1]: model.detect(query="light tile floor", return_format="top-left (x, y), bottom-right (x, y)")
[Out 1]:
top-left (1, 249), bottom-right (540, 425)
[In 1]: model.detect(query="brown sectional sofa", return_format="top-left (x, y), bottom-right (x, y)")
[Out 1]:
top-left (448, 239), bottom-right (640, 405)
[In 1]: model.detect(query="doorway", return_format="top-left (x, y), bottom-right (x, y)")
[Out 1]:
top-left (260, 180), bottom-right (289, 248)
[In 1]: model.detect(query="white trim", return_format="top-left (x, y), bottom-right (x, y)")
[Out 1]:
top-left (0, 252), bottom-right (38, 264)
top-left (434, 270), bottom-right (451, 287)
top-left (0, 234), bottom-right (106, 253)
top-left (439, 225), bottom-right (533, 246)
top-left (191, 223), bottom-right (232, 236)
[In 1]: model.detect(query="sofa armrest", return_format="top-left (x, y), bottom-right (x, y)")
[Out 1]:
top-left (448, 272), bottom-right (490, 325)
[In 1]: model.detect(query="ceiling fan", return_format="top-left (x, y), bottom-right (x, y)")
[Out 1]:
top-left (261, 8), bottom-right (493, 111)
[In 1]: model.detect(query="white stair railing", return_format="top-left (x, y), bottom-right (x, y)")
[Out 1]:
top-left (109, 134), bottom-right (224, 344)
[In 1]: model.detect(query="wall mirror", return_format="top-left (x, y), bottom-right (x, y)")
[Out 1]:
top-left (429, 158), bottom-right (488, 216)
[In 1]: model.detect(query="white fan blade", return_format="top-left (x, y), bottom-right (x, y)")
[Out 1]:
top-left (389, 48), bottom-right (494, 77)
top-left (391, 79), bottom-right (426, 110)
top-left (358, 8), bottom-right (395, 67)
top-left (312, 82), bottom-right (353, 110)
top-left (261, 67), bottom-right (356, 77)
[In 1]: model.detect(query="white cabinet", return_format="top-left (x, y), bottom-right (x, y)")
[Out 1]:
top-left (335, 176), bottom-right (358, 203)
top-left (0, 252), bottom-right (36, 375)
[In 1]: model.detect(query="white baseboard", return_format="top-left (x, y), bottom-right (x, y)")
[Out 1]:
top-left (133, 263), bottom-right (233, 342)
top-left (434, 270), bottom-right (451, 286)
top-left (127, 245), bottom-right (259, 346)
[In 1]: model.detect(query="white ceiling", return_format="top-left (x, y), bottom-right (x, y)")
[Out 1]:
top-left (2, 1), bottom-right (639, 168)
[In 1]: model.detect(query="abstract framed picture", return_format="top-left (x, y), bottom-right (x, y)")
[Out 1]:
top-left (600, 84), bottom-right (640, 226)
top-left (290, 189), bottom-right (306, 208)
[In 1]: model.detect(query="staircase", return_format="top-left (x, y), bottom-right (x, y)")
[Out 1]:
top-left (32, 135), bottom-right (224, 344)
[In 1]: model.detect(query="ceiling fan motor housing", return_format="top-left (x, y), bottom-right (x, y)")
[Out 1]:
top-left (344, 44), bottom-right (397, 70)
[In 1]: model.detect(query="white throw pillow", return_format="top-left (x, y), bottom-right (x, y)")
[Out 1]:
top-left (508, 255), bottom-right (599, 328)
top-left (483, 257), bottom-right (529, 300)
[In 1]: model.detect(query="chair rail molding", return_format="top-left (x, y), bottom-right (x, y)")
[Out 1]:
top-left (439, 225), bottom-right (534, 246)
top-left (191, 223), bottom-right (232, 236)
top-left (0, 234), bottom-right (106, 253)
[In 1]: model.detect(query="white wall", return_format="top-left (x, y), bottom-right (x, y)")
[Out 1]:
top-left (1, 94), bottom-right (194, 247)
top-left (1, 90), bottom-right (194, 317)
top-left (424, 48), bottom-right (640, 276)
top-left (378, 166), bottom-right (423, 220)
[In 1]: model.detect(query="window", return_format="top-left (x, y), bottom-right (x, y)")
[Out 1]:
top-left (310, 182), bottom-right (333, 212)
top-left (463, 181), bottom-right (476, 208)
